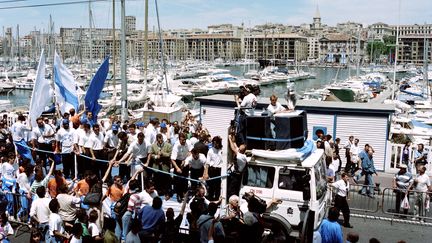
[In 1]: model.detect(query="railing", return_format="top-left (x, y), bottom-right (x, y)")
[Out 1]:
top-left (339, 184), bottom-right (432, 224)
top-left (347, 184), bottom-right (380, 213)
top-left (389, 143), bottom-right (432, 175)
top-left (381, 188), bottom-right (432, 222)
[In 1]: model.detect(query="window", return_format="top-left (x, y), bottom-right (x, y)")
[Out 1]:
top-left (243, 165), bottom-right (275, 188)
top-left (278, 168), bottom-right (306, 191)
top-left (314, 158), bottom-right (328, 201)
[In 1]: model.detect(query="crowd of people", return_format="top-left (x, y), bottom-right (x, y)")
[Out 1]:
top-left (0, 106), bottom-right (271, 243)
top-left (316, 131), bottom-right (431, 242)
top-left (0, 86), bottom-right (429, 243)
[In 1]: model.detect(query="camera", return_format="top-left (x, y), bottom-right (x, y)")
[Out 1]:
top-left (242, 192), bottom-right (267, 214)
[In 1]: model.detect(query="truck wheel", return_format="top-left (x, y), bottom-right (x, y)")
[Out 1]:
top-left (261, 219), bottom-right (291, 243)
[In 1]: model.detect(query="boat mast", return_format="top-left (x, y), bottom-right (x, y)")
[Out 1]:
top-left (143, 0), bottom-right (149, 97)
top-left (112, 0), bottom-right (117, 107)
top-left (89, 0), bottom-right (93, 73)
top-left (154, 0), bottom-right (169, 94)
top-left (392, 0), bottom-right (401, 100)
top-left (120, 0), bottom-right (128, 121)
top-left (423, 23), bottom-right (429, 100)
top-left (17, 25), bottom-right (20, 70)
top-left (356, 27), bottom-right (360, 78)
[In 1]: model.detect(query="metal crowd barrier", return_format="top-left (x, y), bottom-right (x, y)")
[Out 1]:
top-left (346, 184), bottom-right (380, 213)
top-left (335, 184), bottom-right (432, 224)
top-left (381, 188), bottom-right (432, 222)
top-left (0, 191), bottom-right (32, 237)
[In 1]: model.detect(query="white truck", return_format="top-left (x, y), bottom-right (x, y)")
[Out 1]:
top-left (238, 148), bottom-right (328, 242)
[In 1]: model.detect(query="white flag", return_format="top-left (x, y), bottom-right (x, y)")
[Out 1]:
top-left (29, 50), bottom-right (53, 127)
top-left (53, 51), bottom-right (79, 114)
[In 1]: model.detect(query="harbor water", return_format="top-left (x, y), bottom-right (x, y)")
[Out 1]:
top-left (0, 66), bottom-right (404, 109)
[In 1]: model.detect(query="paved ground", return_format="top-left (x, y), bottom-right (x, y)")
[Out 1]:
top-left (342, 217), bottom-right (432, 243)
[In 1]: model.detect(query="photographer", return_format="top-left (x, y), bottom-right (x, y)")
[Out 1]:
top-left (220, 195), bottom-right (244, 240)
top-left (240, 192), bottom-right (280, 243)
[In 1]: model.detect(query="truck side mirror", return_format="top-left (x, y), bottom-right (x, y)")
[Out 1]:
top-left (301, 174), bottom-right (311, 201)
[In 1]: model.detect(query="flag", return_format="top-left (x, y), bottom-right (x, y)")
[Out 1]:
top-left (29, 50), bottom-right (53, 127)
top-left (53, 51), bottom-right (79, 115)
top-left (14, 140), bottom-right (34, 165)
top-left (84, 56), bottom-right (110, 122)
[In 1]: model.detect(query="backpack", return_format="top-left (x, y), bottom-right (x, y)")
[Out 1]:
top-left (83, 183), bottom-right (103, 206)
top-left (113, 193), bottom-right (130, 216)
top-left (190, 196), bottom-right (207, 215)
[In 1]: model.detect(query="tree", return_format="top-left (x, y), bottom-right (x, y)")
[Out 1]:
top-left (367, 35), bottom-right (396, 63)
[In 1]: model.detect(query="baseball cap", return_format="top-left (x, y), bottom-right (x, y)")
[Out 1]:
top-left (62, 119), bottom-right (69, 125)
top-left (160, 122), bottom-right (167, 128)
top-left (112, 124), bottom-right (119, 131)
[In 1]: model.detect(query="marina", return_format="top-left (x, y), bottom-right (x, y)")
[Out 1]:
top-left (0, 0), bottom-right (431, 243)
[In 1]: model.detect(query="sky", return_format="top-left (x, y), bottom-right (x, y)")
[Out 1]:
top-left (0, 0), bottom-right (431, 35)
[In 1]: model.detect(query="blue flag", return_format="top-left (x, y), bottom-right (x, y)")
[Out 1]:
top-left (85, 56), bottom-right (110, 122)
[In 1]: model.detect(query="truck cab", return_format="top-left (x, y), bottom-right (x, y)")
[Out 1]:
top-left (238, 149), bottom-right (328, 241)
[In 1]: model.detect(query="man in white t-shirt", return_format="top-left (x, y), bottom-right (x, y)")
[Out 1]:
top-left (170, 133), bottom-right (192, 202)
top-left (139, 180), bottom-right (159, 208)
top-left (412, 166), bottom-right (431, 219)
top-left (116, 132), bottom-right (149, 179)
top-left (184, 148), bottom-right (207, 190)
top-left (267, 95), bottom-right (286, 115)
top-left (240, 85), bottom-right (260, 116)
top-left (11, 114), bottom-right (33, 164)
top-left (30, 186), bottom-right (51, 241)
top-left (48, 198), bottom-right (69, 242)
top-left (86, 124), bottom-right (105, 177)
top-left (55, 120), bottom-right (76, 179)
top-left (31, 117), bottom-right (55, 164)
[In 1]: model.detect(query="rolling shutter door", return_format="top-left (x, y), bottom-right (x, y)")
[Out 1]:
top-left (200, 105), bottom-right (234, 161)
top-left (336, 115), bottom-right (387, 171)
top-left (306, 113), bottom-right (335, 140)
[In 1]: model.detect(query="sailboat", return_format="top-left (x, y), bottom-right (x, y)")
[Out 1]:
top-left (100, 0), bottom-right (186, 122)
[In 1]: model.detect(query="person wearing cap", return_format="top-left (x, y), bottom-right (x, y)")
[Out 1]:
top-left (136, 122), bottom-right (146, 133)
top-left (55, 119), bottom-right (76, 179)
top-left (159, 122), bottom-right (170, 143)
top-left (393, 163), bottom-right (413, 216)
top-left (104, 124), bottom-right (120, 161)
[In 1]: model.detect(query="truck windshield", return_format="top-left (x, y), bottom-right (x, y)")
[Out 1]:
top-left (314, 158), bottom-right (327, 201)
top-left (278, 168), bottom-right (306, 191)
top-left (243, 165), bottom-right (275, 188)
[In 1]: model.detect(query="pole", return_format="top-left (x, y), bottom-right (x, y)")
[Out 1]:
top-left (392, 0), bottom-right (401, 100)
top-left (143, 0), bottom-right (148, 96)
top-left (424, 23), bottom-right (429, 99)
top-left (112, 0), bottom-right (116, 107)
top-left (89, 0), bottom-right (93, 73)
top-left (154, 0), bottom-right (169, 93)
top-left (356, 27), bottom-right (361, 78)
top-left (120, 0), bottom-right (128, 121)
